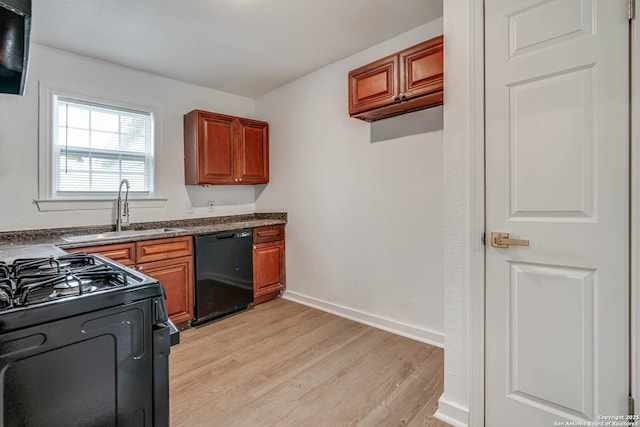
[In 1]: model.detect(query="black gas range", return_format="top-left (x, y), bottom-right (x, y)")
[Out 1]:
top-left (0, 252), bottom-right (177, 426)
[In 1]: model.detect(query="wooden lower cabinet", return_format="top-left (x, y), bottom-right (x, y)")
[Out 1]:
top-left (71, 236), bottom-right (194, 325)
top-left (138, 256), bottom-right (194, 324)
top-left (252, 239), bottom-right (285, 305)
top-left (71, 227), bottom-right (287, 318)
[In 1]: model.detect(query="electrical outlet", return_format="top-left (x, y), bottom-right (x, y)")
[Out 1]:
top-left (207, 201), bottom-right (215, 212)
top-left (186, 202), bottom-right (194, 214)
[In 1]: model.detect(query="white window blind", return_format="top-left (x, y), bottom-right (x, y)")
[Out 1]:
top-left (53, 96), bottom-right (153, 197)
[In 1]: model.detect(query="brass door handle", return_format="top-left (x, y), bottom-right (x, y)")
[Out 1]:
top-left (491, 232), bottom-right (529, 248)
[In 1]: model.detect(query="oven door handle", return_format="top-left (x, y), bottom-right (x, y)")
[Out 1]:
top-left (153, 322), bottom-right (170, 359)
top-left (166, 318), bottom-right (180, 346)
top-left (152, 322), bottom-right (171, 427)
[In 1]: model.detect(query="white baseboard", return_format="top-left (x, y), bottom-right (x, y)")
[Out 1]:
top-left (434, 395), bottom-right (470, 427)
top-left (282, 290), bottom-right (444, 348)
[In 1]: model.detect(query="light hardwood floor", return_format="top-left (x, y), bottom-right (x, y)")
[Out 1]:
top-left (169, 299), bottom-right (447, 427)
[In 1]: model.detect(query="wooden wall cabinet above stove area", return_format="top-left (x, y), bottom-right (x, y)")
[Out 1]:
top-left (184, 110), bottom-right (269, 185)
top-left (348, 35), bottom-right (443, 122)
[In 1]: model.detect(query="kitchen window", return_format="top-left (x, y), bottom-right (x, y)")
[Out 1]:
top-left (54, 96), bottom-right (154, 196)
top-left (37, 86), bottom-right (163, 211)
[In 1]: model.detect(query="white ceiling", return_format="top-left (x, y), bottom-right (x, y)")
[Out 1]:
top-left (31, 0), bottom-right (443, 98)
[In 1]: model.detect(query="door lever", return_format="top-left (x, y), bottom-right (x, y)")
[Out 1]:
top-left (491, 232), bottom-right (529, 249)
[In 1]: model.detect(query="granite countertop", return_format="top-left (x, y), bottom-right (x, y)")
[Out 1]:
top-left (0, 244), bottom-right (68, 264)
top-left (0, 213), bottom-right (287, 260)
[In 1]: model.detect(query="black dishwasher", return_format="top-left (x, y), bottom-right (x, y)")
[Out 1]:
top-left (193, 229), bottom-right (253, 326)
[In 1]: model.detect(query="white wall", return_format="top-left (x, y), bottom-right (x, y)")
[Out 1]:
top-left (0, 43), bottom-right (257, 231)
top-left (630, 7), bottom-right (640, 419)
top-left (254, 19), bottom-right (445, 346)
top-left (435, 1), bottom-right (485, 426)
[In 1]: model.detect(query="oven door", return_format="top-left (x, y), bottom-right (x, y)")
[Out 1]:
top-left (0, 299), bottom-right (155, 427)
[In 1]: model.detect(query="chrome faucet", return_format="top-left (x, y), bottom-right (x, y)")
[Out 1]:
top-left (116, 179), bottom-right (130, 232)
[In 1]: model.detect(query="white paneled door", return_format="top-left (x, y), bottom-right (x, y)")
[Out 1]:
top-left (485, 1), bottom-right (630, 425)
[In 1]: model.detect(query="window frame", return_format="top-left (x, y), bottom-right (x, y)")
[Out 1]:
top-left (38, 85), bottom-right (160, 208)
top-left (53, 96), bottom-right (154, 198)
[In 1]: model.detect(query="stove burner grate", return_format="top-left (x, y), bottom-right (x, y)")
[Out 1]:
top-left (0, 253), bottom-right (133, 307)
top-left (0, 278), bottom-right (13, 310)
top-left (0, 263), bottom-right (9, 279)
top-left (11, 254), bottom-right (96, 277)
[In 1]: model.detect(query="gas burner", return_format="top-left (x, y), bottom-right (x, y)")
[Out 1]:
top-left (53, 277), bottom-right (93, 290)
top-left (37, 262), bottom-right (72, 274)
top-left (50, 280), bottom-right (97, 297)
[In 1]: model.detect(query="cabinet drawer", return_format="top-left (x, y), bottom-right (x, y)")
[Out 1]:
top-left (253, 224), bottom-right (285, 244)
top-left (135, 236), bottom-right (193, 264)
top-left (72, 243), bottom-right (136, 266)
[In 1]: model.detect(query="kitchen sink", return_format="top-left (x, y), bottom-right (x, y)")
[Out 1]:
top-left (61, 228), bottom-right (186, 243)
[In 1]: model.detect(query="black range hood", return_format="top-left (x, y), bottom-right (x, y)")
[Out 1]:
top-left (0, 0), bottom-right (30, 95)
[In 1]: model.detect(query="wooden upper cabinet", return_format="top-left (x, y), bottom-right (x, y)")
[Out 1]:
top-left (184, 110), bottom-right (269, 185)
top-left (400, 36), bottom-right (444, 100)
top-left (348, 55), bottom-right (399, 115)
top-left (348, 35), bottom-right (443, 122)
top-left (236, 118), bottom-right (269, 184)
top-left (199, 113), bottom-right (235, 184)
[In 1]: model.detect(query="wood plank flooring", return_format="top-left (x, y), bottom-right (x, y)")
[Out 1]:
top-left (169, 299), bottom-right (447, 427)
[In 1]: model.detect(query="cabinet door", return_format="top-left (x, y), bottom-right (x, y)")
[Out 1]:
top-left (348, 54), bottom-right (399, 115)
top-left (71, 243), bottom-right (136, 266)
top-left (253, 240), bottom-right (285, 298)
top-left (198, 112), bottom-right (236, 184)
top-left (138, 256), bottom-right (194, 324)
top-left (399, 36), bottom-right (443, 100)
top-left (236, 118), bottom-right (269, 184)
